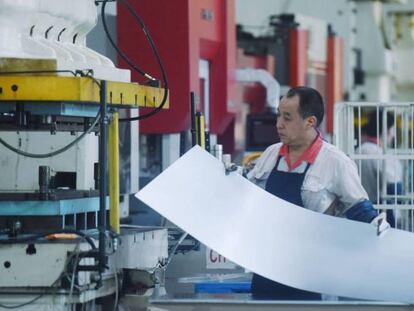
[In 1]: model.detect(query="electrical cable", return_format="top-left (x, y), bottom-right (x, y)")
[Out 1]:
top-left (164, 232), bottom-right (188, 268)
top-left (0, 112), bottom-right (100, 159)
top-left (105, 230), bottom-right (120, 256)
top-left (0, 229), bottom-right (97, 250)
top-left (68, 241), bottom-right (83, 304)
top-left (0, 70), bottom-right (102, 159)
top-left (0, 293), bottom-right (44, 309)
top-left (100, 0), bottom-right (169, 121)
top-left (101, 0), bottom-right (154, 81)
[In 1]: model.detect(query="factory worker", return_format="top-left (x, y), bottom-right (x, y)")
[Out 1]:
top-left (246, 86), bottom-right (389, 301)
top-left (356, 110), bottom-right (402, 227)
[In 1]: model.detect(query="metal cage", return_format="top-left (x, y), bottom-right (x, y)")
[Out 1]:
top-left (334, 102), bottom-right (414, 231)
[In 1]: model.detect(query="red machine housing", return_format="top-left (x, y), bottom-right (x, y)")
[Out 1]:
top-left (117, 0), bottom-right (236, 145)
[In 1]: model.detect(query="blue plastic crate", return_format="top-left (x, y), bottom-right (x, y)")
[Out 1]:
top-left (194, 282), bottom-right (251, 294)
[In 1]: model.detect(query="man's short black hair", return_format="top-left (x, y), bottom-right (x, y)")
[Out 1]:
top-left (362, 110), bottom-right (394, 137)
top-left (286, 86), bottom-right (324, 127)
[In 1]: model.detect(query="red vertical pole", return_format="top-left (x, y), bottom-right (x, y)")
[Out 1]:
top-left (326, 36), bottom-right (344, 134)
top-left (289, 28), bottom-right (308, 87)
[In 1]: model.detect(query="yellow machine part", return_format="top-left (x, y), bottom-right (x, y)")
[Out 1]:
top-left (0, 75), bottom-right (168, 234)
top-left (242, 152), bottom-right (263, 167)
top-left (0, 75), bottom-right (169, 108)
top-left (109, 112), bottom-right (120, 234)
top-left (0, 58), bottom-right (57, 73)
top-left (197, 114), bottom-right (206, 149)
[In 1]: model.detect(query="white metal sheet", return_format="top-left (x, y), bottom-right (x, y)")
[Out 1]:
top-left (136, 146), bottom-right (414, 303)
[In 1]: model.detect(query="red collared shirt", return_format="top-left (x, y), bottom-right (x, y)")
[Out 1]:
top-left (278, 134), bottom-right (323, 171)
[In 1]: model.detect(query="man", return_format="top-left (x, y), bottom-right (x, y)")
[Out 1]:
top-left (246, 86), bottom-right (388, 300)
top-left (357, 110), bottom-right (402, 227)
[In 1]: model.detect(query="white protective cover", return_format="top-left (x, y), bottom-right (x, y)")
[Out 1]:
top-left (136, 146), bottom-right (414, 303)
top-left (0, 0), bottom-right (130, 82)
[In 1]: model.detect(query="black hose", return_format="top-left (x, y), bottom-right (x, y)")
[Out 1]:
top-left (100, 0), bottom-right (169, 121)
top-left (0, 70), bottom-right (101, 159)
top-left (0, 112), bottom-right (100, 158)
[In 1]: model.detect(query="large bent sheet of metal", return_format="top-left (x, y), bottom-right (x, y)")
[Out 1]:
top-left (136, 146), bottom-right (414, 302)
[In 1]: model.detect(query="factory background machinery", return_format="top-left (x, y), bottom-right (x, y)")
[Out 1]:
top-left (1, 0), bottom-right (414, 310)
top-left (114, 0), bottom-right (414, 306)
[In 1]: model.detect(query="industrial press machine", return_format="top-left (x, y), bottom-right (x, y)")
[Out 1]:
top-left (0, 0), bottom-right (169, 309)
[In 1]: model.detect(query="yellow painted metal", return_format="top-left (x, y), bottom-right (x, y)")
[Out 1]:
top-left (106, 80), bottom-right (169, 108)
top-left (241, 152), bottom-right (262, 166)
top-left (0, 58), bottom-right (57, 73)
top-left (195, 115), bottom-right (199, 146)
top-left (109, 112), bottom-right (120, 234)
top-left (0, 76), bottom-right (169, 108)
top-left (198, 114), bottom-right (206, 149)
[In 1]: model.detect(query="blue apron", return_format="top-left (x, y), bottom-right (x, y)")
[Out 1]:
top-left (251, 156), bottom-right (322, 300)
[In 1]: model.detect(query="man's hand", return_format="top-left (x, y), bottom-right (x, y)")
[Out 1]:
top-left (224, 162), bottom-right (238, 175)
top-left (370, 212), bottom-right (390, 237)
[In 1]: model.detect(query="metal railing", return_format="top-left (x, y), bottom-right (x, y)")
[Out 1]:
top-left (334, 102), bottom-right (414, 231)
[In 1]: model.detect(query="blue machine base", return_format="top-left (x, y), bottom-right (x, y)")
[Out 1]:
top-left (0, 197), bottom-right (108, 216)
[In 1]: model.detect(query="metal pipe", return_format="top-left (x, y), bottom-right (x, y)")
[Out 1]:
top-left (109, 111), bottom-right (120, 234)
top-left (236, 68), bottom-right (280, 111)
top-left (190, 92), bottom-right (197, 146)
top-left (99, 80), bottom-right (108, 273)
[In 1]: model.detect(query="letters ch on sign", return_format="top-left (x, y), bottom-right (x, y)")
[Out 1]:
top-left (206, 247), bottom-right (236, 269)
top-left (210, 249), bottom-right (227, 263)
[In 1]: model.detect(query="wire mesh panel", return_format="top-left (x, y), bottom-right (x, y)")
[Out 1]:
top-left (334, 102), bottom-right (414, 232)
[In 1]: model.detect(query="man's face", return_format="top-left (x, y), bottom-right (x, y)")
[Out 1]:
top-left (276, 95), bottom-right (312, 145)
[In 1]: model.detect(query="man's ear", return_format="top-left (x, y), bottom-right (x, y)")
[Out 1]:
top-left (305, 116), bottom-right (317, 129)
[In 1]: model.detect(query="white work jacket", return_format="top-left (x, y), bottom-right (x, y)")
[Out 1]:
top-left (247, 142), bottom-right (369, 217)
top-left (356, 142), bottom-right (403, 202)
